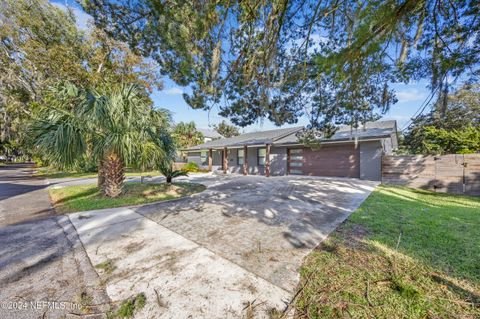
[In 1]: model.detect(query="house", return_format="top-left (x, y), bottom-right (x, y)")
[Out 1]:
top-left (197, 128), bottom-right (224, 143)
top-left (184, 120), bottom-right (398, 181)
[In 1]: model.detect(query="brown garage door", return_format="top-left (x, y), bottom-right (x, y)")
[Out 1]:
top-left (287, 144), bottom-right (360, 178)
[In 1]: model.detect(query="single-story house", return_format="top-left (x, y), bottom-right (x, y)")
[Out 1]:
top-left (184, 120), bottom-right (398, 181)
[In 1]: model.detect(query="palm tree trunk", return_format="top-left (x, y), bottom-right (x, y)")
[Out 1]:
top-left (103, 151), bottom-right (124, 197)
top-left (97, 159), bottom-right (106, 189)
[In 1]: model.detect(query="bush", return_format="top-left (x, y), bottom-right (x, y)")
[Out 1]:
top-left (32, 155), bottom-right (47, 167)
top-left (75, 157), bottom-right (98, 172)
top-left (181, 162), bottom-right (199, 172)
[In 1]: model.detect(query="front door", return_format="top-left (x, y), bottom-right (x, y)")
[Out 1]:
top-left (287, 148), bottom-right (304, 175)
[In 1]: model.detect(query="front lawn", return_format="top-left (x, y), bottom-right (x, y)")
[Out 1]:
top-left (49, 182), bottom-right (206, 213)
top-left (294, 185), bottom-right (480, 318)
top-left (36, 167), bottom-right (162, 179)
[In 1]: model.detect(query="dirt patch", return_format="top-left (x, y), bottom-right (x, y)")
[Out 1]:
top-left (337, 222), bottom-right (371, 240)
top-left (317, 222), bottom-right (372, 253)
top-left (123, 240), bottom-right (145, 254)
top-left (95, 259), bottom-right (117, 275)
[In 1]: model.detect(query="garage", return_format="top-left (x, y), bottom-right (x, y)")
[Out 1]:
top-left (287, 144), bottom-right (360, 178)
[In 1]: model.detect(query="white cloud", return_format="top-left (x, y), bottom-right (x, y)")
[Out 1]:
top-left (52, 2), bottom-right (91, 30)
top-left (164, 87), bottom-right (183, 95)
top-left (395, 89), bottom-right (427, 103)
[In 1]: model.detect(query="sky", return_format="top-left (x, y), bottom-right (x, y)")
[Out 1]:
top-left (51, 0), bottom-right (432, 133)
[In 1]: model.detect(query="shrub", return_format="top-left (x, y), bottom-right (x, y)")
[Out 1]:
top-left (182, 162), bottom-right (199, 172)
top-left (158, 160), bottom-right (188, 183)
top-left (32, 155), bottom-right (46, 167)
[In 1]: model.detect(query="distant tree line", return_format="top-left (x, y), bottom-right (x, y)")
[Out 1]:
top-left (402, 85), bottom-right (480, 155)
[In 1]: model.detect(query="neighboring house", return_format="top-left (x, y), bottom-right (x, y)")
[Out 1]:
top-left (197, 128), bottom-right (224, 143)
top-left (184, 120), bottom-right (398, 181)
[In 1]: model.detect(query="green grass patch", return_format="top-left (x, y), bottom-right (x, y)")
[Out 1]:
top-left (95, 260), bottom-right (116, 275)
top-left (295, 185), bottom-right (480, 318)
top-left (114, 293), bottom-right (146, 318)
top-left (50, 182), bottom-right (206, 213)
top-left (35, 167), bottom-right (97, 179)
top-left (35, 167), bottom-right (161, 179)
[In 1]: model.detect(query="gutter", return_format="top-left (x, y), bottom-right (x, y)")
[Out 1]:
top-left (272, 136), bottom-right (392, 147)
top-left (183, 134), bottom-right (392, 152)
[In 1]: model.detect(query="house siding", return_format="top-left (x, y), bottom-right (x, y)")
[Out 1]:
top-left (246, 147), bottom-right (265, 175)
top-left (212, 150), bottom-right (223, 171)
top-left (186, 140), bottom-right (389, 180)
top-left (227, 148), bottom-right (242, 174)
top-left (202, 146), bottom-right (287, 175)
top-left (270, 147), bottom-right (288, 176)
top-left (187, 152), bottom-right (202, 166)
top-left (359, 141), bottom-right (383, 181)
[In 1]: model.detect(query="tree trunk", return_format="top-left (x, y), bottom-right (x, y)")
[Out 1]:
top-left (166, 176), bottom-right (172, 184)
top-left (103, 151), bottom-right (124, 197)
top-left (97, 159), bottom-right (106, 189)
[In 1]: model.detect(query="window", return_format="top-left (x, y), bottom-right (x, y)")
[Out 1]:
top-left (290, 148), bottom-right (303, 161)
top-left (200, 151), bottom-right (207, 165)
top-left (289, 148), bottom-right (303, 161)
top-left (289, 169), bottom-right (303, 175)
top-left (257, 148), bottom-right (266, 166)
top-left (237, 149), bottom-right (244, 165)
top-left (288, 148), bottom-right (304, 175)
top-left (289, 161), bottom-right (303, 167)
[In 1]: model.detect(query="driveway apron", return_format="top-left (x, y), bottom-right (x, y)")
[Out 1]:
top-left (69, 175), bottom-right (378, 318)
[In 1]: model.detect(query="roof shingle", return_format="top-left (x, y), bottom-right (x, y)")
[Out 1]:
top-left (185, 120), bottom-right (397, 150)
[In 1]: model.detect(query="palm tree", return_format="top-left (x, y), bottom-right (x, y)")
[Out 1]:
top-left (30, 82), bottom-right (171, 197)
top-left (155, 132), bottom-right (188, 183)
top-left (158, 160), bottom-right (188, 184)
top-left (172, 121), bottom-right (204, 149)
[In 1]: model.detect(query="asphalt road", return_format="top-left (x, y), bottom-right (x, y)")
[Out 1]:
top-left (0, 163), bottom-right (53, 226)
top-left (0, 164), bottom-right (109, 319)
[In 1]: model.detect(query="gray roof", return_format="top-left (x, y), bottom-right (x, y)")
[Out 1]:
top-left (197, 128), bottom-right (223, 138)
top-left (275, 120), bottom-right (397, 144)
top-left (186, 126), bottom-right (302, 150)
top-left (186, 120), bottom-right (397, 150)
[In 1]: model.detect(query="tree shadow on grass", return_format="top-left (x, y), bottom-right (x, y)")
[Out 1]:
top-left (295, 221), bottom-right (480, 318)
top-left (353, 186), bottom-right (480, 285)
top-left (51, 186), bottom-right (100, 206)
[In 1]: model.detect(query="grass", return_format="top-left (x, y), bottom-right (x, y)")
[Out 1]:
top-left (294, 185), bottom-right (480, 319)
top-left (49, 182), bottom-right (206, 213)
top-left (95, 260), bottom-right (117, 275)
top-left (35, 167), bottom-right (162, 179)
top-left (112, 293), bottom-right (146, 319)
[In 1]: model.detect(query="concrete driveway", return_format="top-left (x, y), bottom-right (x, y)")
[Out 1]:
top-left (69, 174), bottom-right (378, 318)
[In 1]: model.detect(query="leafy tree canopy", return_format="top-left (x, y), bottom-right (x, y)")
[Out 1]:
top-left (421, 126), bottom-right (480, 155)
top-left (83, 0), bottom-right (479, 130)
top-left (172, 121), bottom-right (204, 149)
top-left (403, 84), bottom-right (480, 154)
top-left (213, 120), bottom-right (240, 138)
top-left (29, 82), bottom-right (172, 196)
top-left (0, 0), bottom-right (162, 154)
